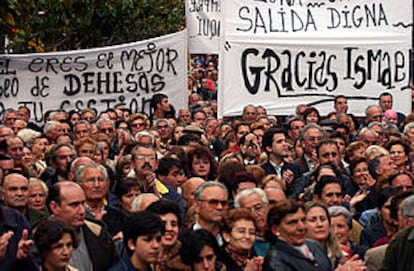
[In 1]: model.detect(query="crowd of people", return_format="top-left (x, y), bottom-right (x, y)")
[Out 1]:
top-left (1, 54), bottom-right (414, 271)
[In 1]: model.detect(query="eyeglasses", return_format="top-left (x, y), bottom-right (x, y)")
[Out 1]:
top-left (132, 123), bottom-right (145, 128)
top-left (156, 125), bottom-right (168, 129)
top-left (199, 199), bottom-right (228, 208)
top-left (135, 155), bottom-right (156, 161)
top-left (306, 136), bottom-right (323, 142)
top-left (248, 203), bottom-right (267, 213)
top-left (99, 128), bottom-right (114, 133)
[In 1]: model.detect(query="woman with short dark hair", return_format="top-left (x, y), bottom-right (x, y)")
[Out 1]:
top-left (34, 219), bottom-right (79, 271)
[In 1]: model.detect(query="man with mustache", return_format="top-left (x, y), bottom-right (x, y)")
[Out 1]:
top-left (131, 144), bottom-right (184, 213)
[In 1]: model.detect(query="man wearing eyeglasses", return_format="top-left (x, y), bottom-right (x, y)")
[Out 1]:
top-left (130, 144), bottom-right (184, 212)
top-left (193, 181), bottom-right (229, 246)
top-left (1, 109), bottom-right (18, 128)
top-left (293, 123), bottom-right (325, 174)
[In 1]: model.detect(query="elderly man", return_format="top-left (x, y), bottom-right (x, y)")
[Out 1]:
top-left (193, 181), bottom-right (228, 245)
top-left (73, 120), bottom-right (91, 140)
top-left (47, 181), bottom-right (118, 271)
top-left (130, 143), bottom-right (184, 211)
top-left (234, 188), bottom-right (269, 256)
top-left (40, 143), bottom-right (77, 187)
top-left (181, 177), bottom-right (205, 208)
top-left (1, 109), bottom-right (17, 128)
top-left (1, 173), bottom-right (29, 215)
top-left (4, 135), bottom-right (25, 168)
top-left (74, 162), bottom-right (125, 237)
top-left (178, 108), bottom-right (192, 124)
top-left (293, 123), bottom-right (325, 174)
top-left (43, 120), bottom-right (64, 144)
top-left (242, 104), bottom-right (257, 124)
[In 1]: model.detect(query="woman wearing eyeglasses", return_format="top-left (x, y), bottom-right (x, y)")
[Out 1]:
top-left (219, 208), bottom-right (263, 271)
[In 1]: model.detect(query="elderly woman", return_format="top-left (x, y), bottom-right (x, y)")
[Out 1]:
top-left (147, 200), bottom-right (189, 271)
top-left (328, 205), bottom-right (367, 259)
top-left (28, 178), bottom-right (49, 226)
top-left (34, 219), bottom-right (79, 271)
top-left (220, 208), bottom-right (263, 271)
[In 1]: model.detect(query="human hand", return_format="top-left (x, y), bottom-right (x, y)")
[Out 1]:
top-left (335, 254), bottom-right (366, 271)
top-left (245, 256), bottom-right (264, 271)
top-left (0, 231), bottom-right (14, 261)
top-left (16, 229), bottom-right (33, 261)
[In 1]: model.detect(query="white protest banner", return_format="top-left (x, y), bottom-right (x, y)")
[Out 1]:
top-left (219, 0), bottom-right (413, 117)
top-left (0, 30), bottom-right (188, 122)
top-left (186, 0), bottom-right (221, 53)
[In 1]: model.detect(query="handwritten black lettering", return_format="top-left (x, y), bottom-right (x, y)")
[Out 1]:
top-left (345, 48), bottom-right (410, 90)
top-left (0, 77), bottom-right (19, 98)
top-left (0, 58), bottom-right (16, 75)
top-left (241, 48), bottom-right (338, 95)
top-left (327, 3), bottom-right (388, 29)
top-left (28, 56), bottom-right (88, 74)
top-left (30, 76), bottom-right (50, 97)
top-left (237, 6), bottom-right (316, 33)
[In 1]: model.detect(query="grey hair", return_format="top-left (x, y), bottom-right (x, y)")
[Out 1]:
top-left (131, 193), bottom-right (158, 212)
top-left (403, 122), bottom-right (414, 134)
top-left (368, 121), bottom-right (384, 129)
top-left (134, 131), bottom-right (155, 145)
top-left (43, 120), bottom-right (61, 134)
top-left (74, 120), bottom-right (91, 129)
top-left (193, 181), bottom-right (228, 202)
top-left (96, 118), bottom-right (114, 128)
top-left (328, 205), bottom-right (352, 229)
top-left (49, 143), bottom-right (77, 161)
top-left (365, 104), bottom-right (382, 116)
top-left (358, 127), bottom-right (378, 139)
top-left (28, 178), bottom-right (49, 197)
top-left (300, 123), bottom-right (324, 140)
top-left (234, 188), bottom-right (268, 208)
top-left (401, 194), bottom-right (414, 217)
top-left (74, 162), bottom-right (108, 183)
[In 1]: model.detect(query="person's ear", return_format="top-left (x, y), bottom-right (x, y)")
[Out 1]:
top-left (271, 225), bottom-right (280, 237)
top-left (127, 238), bottom-right (136, 251)
top-left (49, 200), bottom-right (60, 215)
top-left (222, 231), bottom-right (231, 243)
